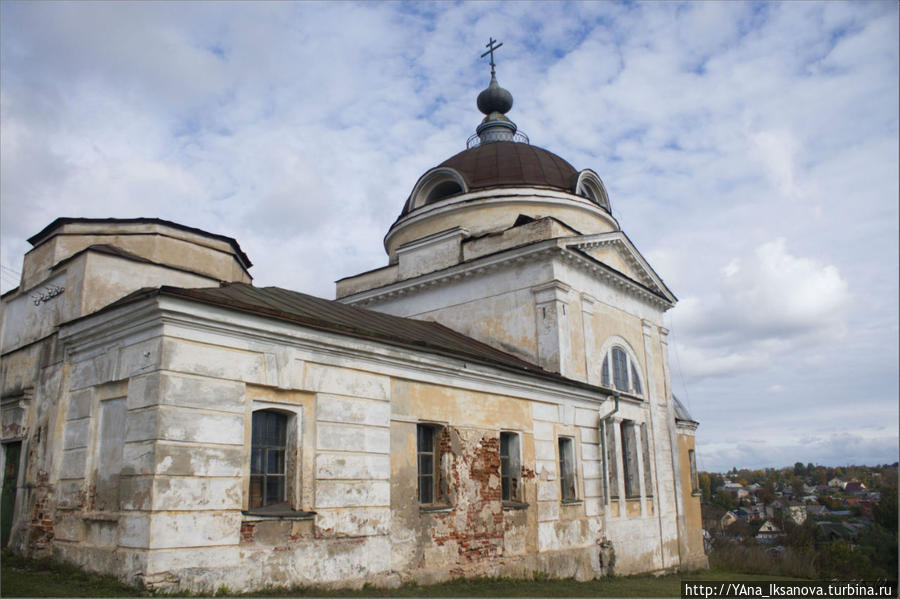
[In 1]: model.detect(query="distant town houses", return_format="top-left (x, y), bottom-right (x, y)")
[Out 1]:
top-left (755, 520), bottom-right (784, 542)
top-left (700, 464), bottom-right (897, 580)
top-left (702, 463), bottom-right (896, 551)
top-left (844, 481), bottom-right (866, 493)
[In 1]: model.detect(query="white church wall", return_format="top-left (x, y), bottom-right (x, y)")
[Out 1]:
top-left (3, 270), bottom-right (695, 592)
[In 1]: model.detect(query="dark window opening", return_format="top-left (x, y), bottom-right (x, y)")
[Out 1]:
top-left (417, 424), bottom-right (439, 504)
top-left (601, 346), bottom-right (644, 396)
top-left (605, 422), bottom-right (618, 499)
top-left (424, 180), bottom-right (463, 205)
top-left (621, 420), bottom-right (641, 499)
top-left (558, 437), bottom-right (577, 501)
top-left (612, 347), bottom-right (629, 392)
top-left (250, 410), bottom-right (287, 509)
top-left (500, 432), bottom-right (520, 502)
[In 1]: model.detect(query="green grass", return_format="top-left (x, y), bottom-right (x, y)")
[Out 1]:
top-left (1, 550), bottom-right (807, 598)
top-left (240, 570), bottom-right (808, 597)
top-left (0, 549), bottom-right (145, 597)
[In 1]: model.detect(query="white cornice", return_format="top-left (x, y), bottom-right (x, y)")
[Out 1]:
top-left (341, 239), bottom-right (673, 311)
top-left (386, 188), bottom-right (619, 250)
top-left (342, 240), bottom-right (560, 305)
top-left (59, 294), bottom-right (617, 409)
top-left (58, 298), bottom-right (165, 358)
top-left (567, 232), bottom-right (676, 303)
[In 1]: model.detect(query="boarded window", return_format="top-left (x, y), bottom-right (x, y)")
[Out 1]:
top-left (500, 432), bottom-right (520, 502)
top-left (620, 420), bottom-right (640, 499)
top-left (605, 421), bottom-right (618, 499)
top-left (558, 437), bottom-right (577, 501)
top-left (640, 422), bottom-right (653, 497)
top-left (417, 424), bottom-right (440, 504)
top-left (250, 410), bottom-right (287, 508)
top-left (95, 398), bottom-right (126, 511)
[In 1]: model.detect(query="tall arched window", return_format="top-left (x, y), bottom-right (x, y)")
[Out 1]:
top-left (600, 345), bottom-right (643, 396)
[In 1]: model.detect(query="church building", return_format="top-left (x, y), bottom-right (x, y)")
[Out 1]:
top-left (0, 50), bottom-right (706, 592)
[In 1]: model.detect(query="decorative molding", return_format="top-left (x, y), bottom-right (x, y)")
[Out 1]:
top-left (59, 294), bottom-right (617, 409)
top-left (386, 187), bottom-right (620, 250)
top-left (395, 226), bottom-right (469, 255)
top-left (531, 280), bottom-right (572, 305)
top-left (568, 233), bottom-right (676, 304)
top-left (31, 285), bottom-right (65, 306)
top-left (343, 240), bottom-right (672, 311)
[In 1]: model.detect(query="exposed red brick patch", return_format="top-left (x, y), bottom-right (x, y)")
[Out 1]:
top-left (430, 431), bottom-right (506, 572)
top-left (240, 521), bottom-right (255, 544)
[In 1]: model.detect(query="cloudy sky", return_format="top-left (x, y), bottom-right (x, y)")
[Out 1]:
top-left (1, 2), bottom-right (897, 472)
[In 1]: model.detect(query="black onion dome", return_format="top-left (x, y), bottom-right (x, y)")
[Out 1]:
top-left (439, 141), bottom-right (577, 192)
top-left (477, 75), bottom-right (513, 115)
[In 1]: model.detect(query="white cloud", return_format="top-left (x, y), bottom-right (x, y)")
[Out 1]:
top-left (672, 238), bottom-right (850, 380)
top-left (1, 1), bottom-right (895, 469)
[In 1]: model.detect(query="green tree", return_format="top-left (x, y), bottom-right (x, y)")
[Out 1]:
top-left (713, 489), bottom-right (735, 511)
top-left (816, 540), bottom-right (878, 580)
top-left (873, 484), bottom-right (898, 531)
top-left (759, 484), bottom-right (776, 504)
top-left (794, 462), bottom-right (805, 476)
top-left (857, 524), bottom-right (899, 580)
top-left (813, 466), bottom-right (828, 486)
top-left (783, 519), bottom-right (816, 551)
top-left (699, 473), bottom-right (712, 503)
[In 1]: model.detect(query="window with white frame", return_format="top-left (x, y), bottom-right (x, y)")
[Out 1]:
top-left (600, 346), bottom-right (643, 396)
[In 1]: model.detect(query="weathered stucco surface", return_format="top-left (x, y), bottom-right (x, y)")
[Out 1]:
top-left (2, 209), bottom-right (704, 592)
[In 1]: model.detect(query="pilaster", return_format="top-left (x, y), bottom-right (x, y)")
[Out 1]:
top-left (581, 293), bottom-right (596, 384)
top-left (532, 281), bottom-right (572, 376)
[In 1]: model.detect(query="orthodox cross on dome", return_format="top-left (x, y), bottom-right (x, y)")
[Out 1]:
top-left (481, 37), bottom-right (503, 76)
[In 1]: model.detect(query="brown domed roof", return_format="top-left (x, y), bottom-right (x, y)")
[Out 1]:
top-left (439, 141), bottom-right (577, 192)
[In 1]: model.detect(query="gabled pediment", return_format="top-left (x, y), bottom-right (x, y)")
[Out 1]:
top-left (564, 232), bottom-right (676, 304)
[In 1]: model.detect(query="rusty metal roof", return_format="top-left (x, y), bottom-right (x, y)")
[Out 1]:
top-left (99, 283), bottom-right (603, 391)
top-left (439, 141), bottom-right (577, 192)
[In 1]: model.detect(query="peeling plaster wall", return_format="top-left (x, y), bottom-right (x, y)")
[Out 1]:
top-left (2, 217), bottom-right (704, 593)
top-left (1, 293), bottom-right (703, 593)
top-left (21, 221), bottom-right (250, 291)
